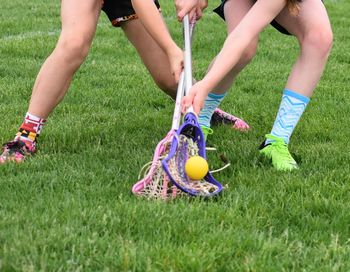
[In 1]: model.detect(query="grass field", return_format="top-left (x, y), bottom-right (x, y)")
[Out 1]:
top-left (1, 0), bottom-right (350, 271)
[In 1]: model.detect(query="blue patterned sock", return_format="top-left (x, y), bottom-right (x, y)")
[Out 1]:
top-left (198, 92), bottom-right (227, 128)
top-left (266, 89), bottom-right (310, 144)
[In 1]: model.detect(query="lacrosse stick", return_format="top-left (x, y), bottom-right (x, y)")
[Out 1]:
top-left (162, 15), bottom-right (223, 197)
top-left (132, 21), bottom-right (196, 199)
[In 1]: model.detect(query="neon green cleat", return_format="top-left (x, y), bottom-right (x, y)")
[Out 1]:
top-left (200, 126), bottom-right (213, 140)
top-left (259, 134), bottom-right (298, 171)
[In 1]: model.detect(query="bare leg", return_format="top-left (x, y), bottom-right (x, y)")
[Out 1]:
top-left (211, 0), bottom-right (258, 94)
top-left (274, 0), bottom-right (333, 97)
top-left (259, 0), bottom-right (332, 171)
top-left (28, 0), bottom-right (102, 118)
top-left (121, 19), bottom-right (177, 99)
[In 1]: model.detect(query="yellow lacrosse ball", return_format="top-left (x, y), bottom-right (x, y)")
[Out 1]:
top-left (185, 156), bottom-right (209, 180)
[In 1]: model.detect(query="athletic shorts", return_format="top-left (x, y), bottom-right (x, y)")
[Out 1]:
top-left (102, 0), bottom-right (160, 27)
top-left (213, 0), bottom-right (293, 35)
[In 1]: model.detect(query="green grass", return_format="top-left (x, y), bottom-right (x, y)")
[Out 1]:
top-left (1, 0), bottom-right (350, 271)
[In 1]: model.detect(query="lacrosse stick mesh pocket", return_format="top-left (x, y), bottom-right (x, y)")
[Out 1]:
top-left (166, 135), bottom-right (220, 196)
top-left (132, 132), bottom-right (183, 199)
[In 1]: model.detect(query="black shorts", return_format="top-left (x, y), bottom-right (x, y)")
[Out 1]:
top-left (213, 0), bottom-right (291, 35)
top-left (102, 0), bottom-right (160, 27)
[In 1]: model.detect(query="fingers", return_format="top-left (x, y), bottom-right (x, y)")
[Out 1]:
top-left (181, 92), bottom-right (195, 113)
top-left (192, 91), bottom-right (204, 115)
top-left (175, 0), bottom-right (200, 22)
top-left (177, 9), bottom-right (189, 22)
top-left (182, 93), bottom-right (202, 115)
top-left (192, 99), bottom-right (202, 115)
top-left (190, 9), bottom-right (198, 22)
top-left (195, 7), bottom-right (202, 20)
top-left (177, 8), bottom-right (200, 22)
top-left (181, 86), bottom-right (205, 115)
top-left (175, 0), bottom-right (208, 21)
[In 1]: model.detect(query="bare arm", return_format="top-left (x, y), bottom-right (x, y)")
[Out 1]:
top-left (204, 0), bottom-right (287, 91)
top-left (131, 0), bottom-right (183, 81)
top-left (183, 0), bottom-right (288, 113)
top-left (131, 0), bottom-right (178, 56)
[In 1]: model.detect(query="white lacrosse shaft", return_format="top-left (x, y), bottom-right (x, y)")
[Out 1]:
top-left (171, 72), bottom-right (185, 130)
top-left (183, 15), bottom-right (195, 114)
top-left (171, 17), bottom-right (196, 130)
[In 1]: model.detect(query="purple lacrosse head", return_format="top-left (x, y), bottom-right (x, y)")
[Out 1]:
top-left (162, 113), bottom-right (223, 197)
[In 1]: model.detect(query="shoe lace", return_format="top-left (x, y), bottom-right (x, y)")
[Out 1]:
top-left (265, 134), bottom-right (294, 160)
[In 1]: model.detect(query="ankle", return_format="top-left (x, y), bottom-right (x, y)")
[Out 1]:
top-left (16, 112), bottom-right (46, 144)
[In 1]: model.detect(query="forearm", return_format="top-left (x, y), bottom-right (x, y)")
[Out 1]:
top-left (131, 0), bottom-right (178, 54)
top-left (202, 33), bottom-right (251, 93)
top-left (201, 0), bottom-right (286, 93)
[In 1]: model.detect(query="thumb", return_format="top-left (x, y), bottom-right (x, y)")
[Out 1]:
top-left (181, 97), bottom-right (188, 113)
top-left (193, 96), bottom-right (203, 115)
top-left (189, 9), bottom-right (196, 22)
top-left (193, 102), bottom-right (201, 116)
top-left (177, 9), bottom-right (188, 22)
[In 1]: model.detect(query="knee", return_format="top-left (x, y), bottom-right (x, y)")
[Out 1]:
top-left (154, 76), bottom-right (177, 98)
top-left (56, 36), bottom-right (91, 66)
top-left (240, 42), bottom-right (258, 66)
top-left (302, 28), bottom-right (333, 58)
